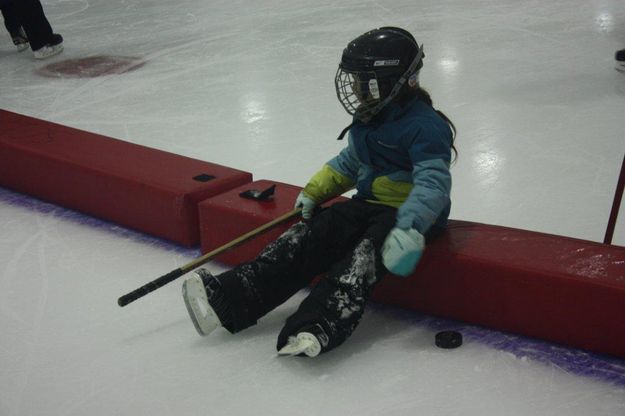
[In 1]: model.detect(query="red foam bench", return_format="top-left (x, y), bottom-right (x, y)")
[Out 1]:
top-left (0, 109), bottom-right (252, 246)
top-left (371, 221), bottom-right (625, 358)
top-left (199, 181), bottom-right (625, 358)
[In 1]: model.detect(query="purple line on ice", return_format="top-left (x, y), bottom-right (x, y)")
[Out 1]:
top-left (421, 316), bottom-right (625, 387)
top-left (2, 186), bottom-right (624, 386)
top-left (0, 186), bottom-right (201, 257)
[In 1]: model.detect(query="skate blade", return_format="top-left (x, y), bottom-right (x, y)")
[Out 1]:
top-left (278, 338), bottom-right (316, 356)
top-left (182, 275), bottom-right (220, 336)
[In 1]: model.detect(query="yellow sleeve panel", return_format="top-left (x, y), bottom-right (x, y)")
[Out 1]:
top-left (369, 176), bottom-right (413, 208)
top-left (302, 164), bottom-right (356, 202)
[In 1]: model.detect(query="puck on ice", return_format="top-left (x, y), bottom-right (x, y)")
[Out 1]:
top-left (435, 330), bottom-right (463, 349)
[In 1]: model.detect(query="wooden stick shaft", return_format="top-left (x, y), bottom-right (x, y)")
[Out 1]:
top-left (118, 208), bottom-right (301, 307)
top-left (604, 153), bottom-right (625, 245)
top-left (180, 208), bottom-right (301, 273)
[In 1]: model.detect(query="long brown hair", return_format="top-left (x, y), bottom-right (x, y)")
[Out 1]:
top-left (400, 85), bottom-right (458, 162)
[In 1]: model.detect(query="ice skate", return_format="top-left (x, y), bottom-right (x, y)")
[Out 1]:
top-left (278, 332), bottom-right (321, 357)
top-left (616, 49), bottom-right (625, 73)
top-left (33, 34), bottom-right (63, 59)
top-left (182, 271), bottom-right (222, 336)
top-left (11, 28), bottom-right (28, 52)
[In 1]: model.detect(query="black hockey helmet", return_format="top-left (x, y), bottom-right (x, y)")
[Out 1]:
top-left (335, 27), bottom-right (424, 122)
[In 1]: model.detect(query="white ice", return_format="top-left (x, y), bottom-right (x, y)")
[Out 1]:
top-left (1, 0), bottom-right (625, 415)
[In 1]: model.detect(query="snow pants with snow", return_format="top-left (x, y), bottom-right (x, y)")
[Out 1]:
top-left (206, 199), bottom-right (399, 354)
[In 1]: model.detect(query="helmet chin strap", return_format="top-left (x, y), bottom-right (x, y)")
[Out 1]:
top-left (336, 121), bottom-right (355, 141)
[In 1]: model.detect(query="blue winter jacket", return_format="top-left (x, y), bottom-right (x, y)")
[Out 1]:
top-left (303, 96), bottom-right (453, 235)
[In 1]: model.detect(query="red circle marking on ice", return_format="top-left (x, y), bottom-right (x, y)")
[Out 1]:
top-left (37, 56), bottom-right (145, 78)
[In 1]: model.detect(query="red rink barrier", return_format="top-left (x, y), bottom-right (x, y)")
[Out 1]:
top-left (371, 221), bottom-right (625, 358)
top-left (0, 109), bottom-right (252, 246)
top-left (199, 185), bottom-right (625, 358)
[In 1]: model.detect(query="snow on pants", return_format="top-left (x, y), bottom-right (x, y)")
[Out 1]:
top-left (211, 199), bottom-right (397, 354)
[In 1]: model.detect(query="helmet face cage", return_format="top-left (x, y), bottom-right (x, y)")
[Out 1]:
top-left (335, 43), bottom-right (424, 122)
top-left (334, 69), bottom-right (380, 121)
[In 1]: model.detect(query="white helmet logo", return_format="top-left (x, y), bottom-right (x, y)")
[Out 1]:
top-left (373, 59), bottom-right (400, 67)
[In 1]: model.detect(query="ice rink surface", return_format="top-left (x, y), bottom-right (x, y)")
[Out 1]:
top-left (1, 0), bottom-right (625, 415)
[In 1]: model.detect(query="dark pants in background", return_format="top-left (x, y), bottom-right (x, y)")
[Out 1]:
top-left (1, 0), bottom-right (22, 35)
top-left (1, 0), bottom-right (54, 50)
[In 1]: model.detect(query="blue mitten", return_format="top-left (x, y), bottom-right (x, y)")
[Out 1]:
top-left (382, 227), bottom-right (425, 277)
top-left (294, 192), bottom-right (317, 219)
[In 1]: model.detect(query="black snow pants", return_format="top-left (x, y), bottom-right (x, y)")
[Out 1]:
top-left (1, 0), bottom-right (54, 50)
top-left (1, 2), bottom-right (20, 36)
top-left (208, 199), bottom-right (398, 354)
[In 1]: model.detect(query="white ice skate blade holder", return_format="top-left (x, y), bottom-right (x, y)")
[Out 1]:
top-left (278, 332), bottom-right (321, 357)
top-left (182, 274), bottom-right (221, 336)
top-left (33, 44), bottom-right (64, 60)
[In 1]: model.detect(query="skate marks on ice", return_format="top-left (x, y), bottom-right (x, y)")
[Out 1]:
top-left (418, 313), bottom-right (625, 387)
top-left (0, 187), bottom-right (200, 257)
top-left (2, 187), bottom-right (624, 390)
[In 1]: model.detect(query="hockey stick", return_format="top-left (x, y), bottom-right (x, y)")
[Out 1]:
top-left (118, 207), bottom-right (302, 307)
top-left (604, 152), bottom-right (625, 245)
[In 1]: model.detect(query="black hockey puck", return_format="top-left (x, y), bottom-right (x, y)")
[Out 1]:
top-left (435, 330), bottom-right (463, 349)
